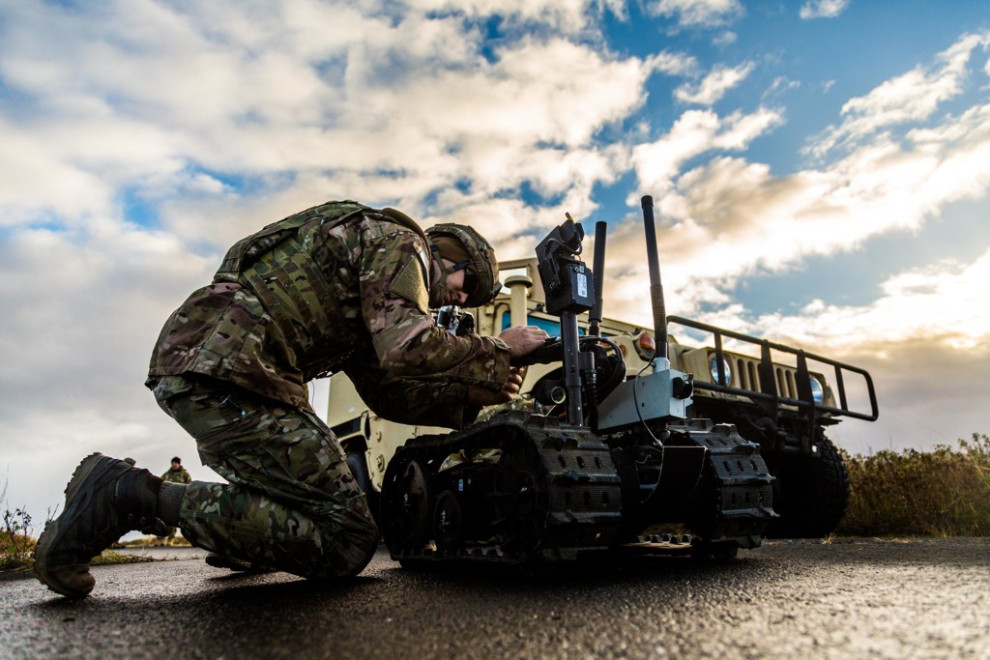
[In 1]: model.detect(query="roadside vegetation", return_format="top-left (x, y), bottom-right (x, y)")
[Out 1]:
top-left (836, 433), bottom-right (990, 537)
top-left (1, 504), bottom-right (36, 572)
top-left (3, 434), bottom-right (989, 573)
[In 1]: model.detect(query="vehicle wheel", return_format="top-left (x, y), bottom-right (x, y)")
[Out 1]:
top-left (346, 451), bottom-right (372, 492)
top-left (346, 452), bottom-right (381, 532)
top-left (766, 433), bottom-right (849, 538)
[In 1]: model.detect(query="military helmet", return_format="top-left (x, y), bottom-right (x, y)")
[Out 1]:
top-left (426, 223), bottom-right (502, 307)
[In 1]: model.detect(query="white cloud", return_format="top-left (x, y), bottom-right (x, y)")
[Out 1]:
top-left (631, 106), bottom-right (784, 197)
top-left (641, 96), bottom-right (990, 309)
top-left (763, 76), bottom-right (801, 101)
top-left (713, 31), bottom-right (737, 47)
top-left (618, 34), bottom-right (990, 320)
top-left (0, 2), bottom-right (661, 249)
top-left (647, 51), bottom-right (700, 77)
top-left (407, 0), bottom-right (627, 33)
top-left (0, 222), bottom-right (215, 467)
top-left (674, 61), bottom-right (755, 106)
top-left (428, 145), bottom-right (628, 241)
top-left (754, 250), bottom-right (990, 352)
top-left (799, 0), bottom-right (849, 20)
top-left (0, 118), bottom-right (114, 225)
top-left (647, 0), bottom-right (743, 28)
top-left (390, 37), bottom-right (651, 149)
top-left (809, 31), bottom-right (990, 157)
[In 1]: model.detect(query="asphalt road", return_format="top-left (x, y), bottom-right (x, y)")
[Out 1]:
top-left (2, 538), bottom-right (988, 659)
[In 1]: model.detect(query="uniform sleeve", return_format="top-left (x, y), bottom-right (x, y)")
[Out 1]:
top-left (343, 362), bottom-right (482, 430)
top-left (357, 228), bottom-right (510, 391)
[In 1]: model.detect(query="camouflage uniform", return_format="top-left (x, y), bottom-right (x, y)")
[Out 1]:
top-left (161, 465), bottom-right (192, 484)
top-left (146, 201), bottom-right (511, 578)
top-left (159, 464), bottom-right (192, 545)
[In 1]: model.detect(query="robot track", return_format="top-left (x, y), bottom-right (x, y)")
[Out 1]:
top-left (380, 411), bottom-right (622, 567)
top-left (380, 415), bottom-right (775, 567)
top-left (671, 420), bottom-right (776, 553)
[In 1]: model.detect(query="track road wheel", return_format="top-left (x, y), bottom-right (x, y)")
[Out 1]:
top-left (433, 490), bottom-right (464, 553)
top-left (381, 457), bottom-right (433, 554)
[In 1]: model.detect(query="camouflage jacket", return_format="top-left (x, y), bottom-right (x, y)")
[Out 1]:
top-left (161, 466), bottom-right (192, 484)
top-left (147, 201), bottom-right (510, 428)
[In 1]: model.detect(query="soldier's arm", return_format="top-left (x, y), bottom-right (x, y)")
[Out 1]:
top-left (358, 228), bottom-right (510, 390)
top-left (343, 363), bottom-right (481, 430)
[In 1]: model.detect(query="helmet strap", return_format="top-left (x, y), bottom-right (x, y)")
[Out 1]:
top-left (428, 244), bottom-right (454, 308)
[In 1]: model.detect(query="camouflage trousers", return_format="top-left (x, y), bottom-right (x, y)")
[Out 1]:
top-left (152, 375), bottom-right (379, 579)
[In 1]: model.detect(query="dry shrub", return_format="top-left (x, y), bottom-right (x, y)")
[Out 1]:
top-left (837, 433), bottom-right (990, 536)
top-left (1, 507), bottom-right (37, 570)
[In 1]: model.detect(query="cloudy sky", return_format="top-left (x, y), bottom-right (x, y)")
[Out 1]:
top-left (1, 0), bottom-right (988, 522)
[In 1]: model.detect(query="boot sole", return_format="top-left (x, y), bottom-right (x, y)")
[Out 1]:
top-left (33, 452), bottom-right (122, 598)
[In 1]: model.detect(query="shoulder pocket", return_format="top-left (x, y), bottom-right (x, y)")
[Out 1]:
top-left (389, 257), bottom-right (430, 314)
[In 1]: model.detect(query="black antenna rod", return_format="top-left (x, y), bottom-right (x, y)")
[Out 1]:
top-left (588, 221), bottom-right (607, 337)
top-left (641, 195), bottom-right (667, 360)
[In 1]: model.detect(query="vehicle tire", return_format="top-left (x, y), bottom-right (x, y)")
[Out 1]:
top-left (346, 451), bottom-right (381, 533)
top-left (765, 433), bottom-right (849, 538)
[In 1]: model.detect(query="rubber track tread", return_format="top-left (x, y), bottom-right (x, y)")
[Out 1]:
top-left (674, 422), bottom-right (776, 549)
top-left (382, 411), bottom-right (622, 566)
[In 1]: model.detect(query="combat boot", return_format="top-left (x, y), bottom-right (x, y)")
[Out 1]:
top-left (33, 453), bottom-right (166, 598)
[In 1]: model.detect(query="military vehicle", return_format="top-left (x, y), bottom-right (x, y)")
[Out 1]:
top-left (327, 197), bottom-right (878, 566)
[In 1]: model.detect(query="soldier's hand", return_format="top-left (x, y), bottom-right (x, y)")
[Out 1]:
top-left (501, 366), bottom-right (525, 396)
top-left (499, 326), bottom-right (549, 359)
top-left (466, 368), bottom-right (525, 406)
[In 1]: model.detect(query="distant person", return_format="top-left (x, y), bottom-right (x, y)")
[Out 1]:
top-left (157, 457), bottom-right (191, 546)
top-left (33, 199), bottom-right (545, 598)
top-left (161, 457), bottom-right (191, 484)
